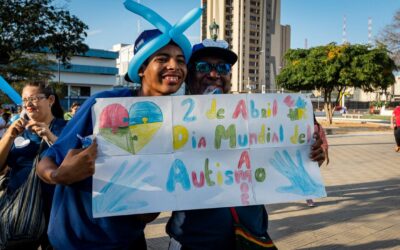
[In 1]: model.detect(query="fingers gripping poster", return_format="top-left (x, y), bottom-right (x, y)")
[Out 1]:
top-left (92, 94), bottom-right (326, 218)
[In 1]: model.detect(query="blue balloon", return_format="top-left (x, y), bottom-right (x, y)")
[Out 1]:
top-left (170, 8), bottom-right (203, 36)
top-left (0, 76), bottom-right (22, 105)
top-left (124, 0), bottom-right (202, 83)
top-left (128, 34), bottom-right (171, 83)
top-left (123, 1), bottom-right (171, 33)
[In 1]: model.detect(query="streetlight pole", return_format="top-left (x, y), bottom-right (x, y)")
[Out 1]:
top-left (57, 59), bottom-right (61, 85)
top-left (258, 50), bottom-right (266, 93)
top-left (209, 19), bottom-right (219, 41)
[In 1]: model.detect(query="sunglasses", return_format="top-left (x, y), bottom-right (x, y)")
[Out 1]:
top-left (194, 62), bottom-right (232, 75)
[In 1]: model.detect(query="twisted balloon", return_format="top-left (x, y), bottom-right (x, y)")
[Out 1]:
top-left (124, 0), bottom-right (202, 83)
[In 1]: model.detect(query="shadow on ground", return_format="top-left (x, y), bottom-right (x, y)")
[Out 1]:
top-left (267, 178), bottom-right (400, 249)
top-left (299, 239), bottom-right (400, 250)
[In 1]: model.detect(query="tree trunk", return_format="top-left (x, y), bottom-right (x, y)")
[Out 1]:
top-left (324, 90), bottom-right (333, 124)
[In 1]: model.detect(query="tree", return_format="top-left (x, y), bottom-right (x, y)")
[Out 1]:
top-left (378, 9), bottom-right (400, 65)
top-left (277, 43), bottom-right (397, 123)
top-left (0, 53), bottom-right (55, 104)
top-left (0, 0), bottom-right (88, 92)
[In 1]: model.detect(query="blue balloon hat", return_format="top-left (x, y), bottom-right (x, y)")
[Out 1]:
top-left (123, 0), bottom-right (202, 83)
top-left (0, 76), bottom-right (22, 105)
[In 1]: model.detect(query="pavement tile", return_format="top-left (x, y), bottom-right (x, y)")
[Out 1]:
top-left (145, 133), bottom-right (400, 249)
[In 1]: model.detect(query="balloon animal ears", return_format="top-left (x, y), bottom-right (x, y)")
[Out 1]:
top-left (123, 0), bottom-right (202, 83)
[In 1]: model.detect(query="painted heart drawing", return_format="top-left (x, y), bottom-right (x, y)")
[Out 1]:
top-left (99, 101), bottom-right (163, 154)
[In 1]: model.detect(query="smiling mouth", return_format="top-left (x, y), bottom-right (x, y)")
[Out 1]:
top-left (163, 75), bottom-right (181, 84)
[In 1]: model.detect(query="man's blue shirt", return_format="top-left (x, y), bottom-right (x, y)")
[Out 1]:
top-left (45, 88), bottom-right (147, 249)
top-left (167, 205), bottom-right (268, 250)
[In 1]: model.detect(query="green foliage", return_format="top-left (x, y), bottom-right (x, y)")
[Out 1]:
top-left (0, 0), bottom-right (88, 65)
top-left (0, 0), bottom-right (89, 103)
top-left (277, 43), bottom-right (397, 123)
top-left (0, 53), bottom-right (55, 104)
top-left (0, 0), bottom-right (88, 102)
top-left (0, 53), bottom-right (54, 82)
top-left (48, 81), bottom-right (68, 99)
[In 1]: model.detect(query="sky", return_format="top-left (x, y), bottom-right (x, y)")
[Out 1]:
top-left (281, 0), bottom-right (400, 49)
top-left (58, 0), bottom-right (400, 50)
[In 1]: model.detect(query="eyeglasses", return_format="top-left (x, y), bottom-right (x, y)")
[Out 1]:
top-left (194, 62), bottom-right (231, 75)
top-left (22, 95), bottom-right (47, 104)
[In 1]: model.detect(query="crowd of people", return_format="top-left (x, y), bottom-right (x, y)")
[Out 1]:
top-left (0, 6), bottom-right (328, 250)
top-left (0, 102), bottom-right (80, 138)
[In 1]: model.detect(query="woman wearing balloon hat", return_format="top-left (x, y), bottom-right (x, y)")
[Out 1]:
top-left (36, 1), bottom-right (201, 249)
top-left (0, 82), bottom-right (66, 249)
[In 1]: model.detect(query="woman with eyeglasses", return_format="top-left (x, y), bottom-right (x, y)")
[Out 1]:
top-left (0, 82), bottom-right (66, 249)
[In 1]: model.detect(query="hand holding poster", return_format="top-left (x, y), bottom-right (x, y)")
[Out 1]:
top-left (91, 93), bottom-right (326, 218)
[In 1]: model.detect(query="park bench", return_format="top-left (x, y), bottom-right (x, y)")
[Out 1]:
top-left (342, 113), bottom-right (362, 119)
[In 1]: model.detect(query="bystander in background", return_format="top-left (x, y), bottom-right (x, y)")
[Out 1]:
top-left (9, 105), bottom-right (22, 124)
top-left (64, 102), bottom-right (80, 121)
top-left (0, 112), bottom-right (11, 139)
top-left (390, 104), bottom-right (400, 152)
top-left (306, 114), bottom-right (329, 207)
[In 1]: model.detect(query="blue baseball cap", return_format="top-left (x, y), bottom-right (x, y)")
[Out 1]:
top-left (125, 29), bottom-right (163, 82)
top-left (134, 29), bottom-right (162, 54)
top-left (190, 39), bottom-right (238, 65)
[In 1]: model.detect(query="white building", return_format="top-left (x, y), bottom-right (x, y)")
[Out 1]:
top-left (112, 43), bottom-right (135, 86)
top-left (48, 49), bottom-right (118, 108)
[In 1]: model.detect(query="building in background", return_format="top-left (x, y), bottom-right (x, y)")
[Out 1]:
top-left (48, 49), bottom-right (118, 108)
top-left (201, 0), bottom-right (290, 93)
top-left (112, 43), bottom-right (136, 87)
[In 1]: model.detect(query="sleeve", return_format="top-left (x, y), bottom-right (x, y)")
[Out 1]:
top-left (44, 97), bottom-right (96, 166)
top-left (44, 88), bottom-right (133, 166)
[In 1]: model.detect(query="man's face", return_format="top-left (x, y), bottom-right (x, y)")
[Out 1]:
top-left (140, 44), bottom-right (187, 96)
top-left (187, 56), bottom-right (232, 95)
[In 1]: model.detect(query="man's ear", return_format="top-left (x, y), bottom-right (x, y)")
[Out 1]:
top-left (138, 65), bottom-right (146, 77)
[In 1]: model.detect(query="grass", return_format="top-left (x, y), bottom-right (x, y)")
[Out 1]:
top-left (360, 114), bottom-right (391, 121)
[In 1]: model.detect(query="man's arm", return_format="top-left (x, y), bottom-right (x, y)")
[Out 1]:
top-left (391, 113), bottom-right (396, 129)
top-left (310, 131), bottom-right (325, 166)
top-left (37, 140), bottom-right (97, 185)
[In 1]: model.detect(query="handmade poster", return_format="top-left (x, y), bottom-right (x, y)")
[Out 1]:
top-left (92, 93), bottom-right (326, 218)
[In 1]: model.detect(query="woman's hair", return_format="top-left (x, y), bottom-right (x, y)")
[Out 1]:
top-left (25, 82), bottom-right (64, 119)
top-left (2, 112), bottom-right (11, 122)
top-left (70, 102), bottom-right (80, 111)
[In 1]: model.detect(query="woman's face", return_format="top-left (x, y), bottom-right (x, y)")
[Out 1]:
top-left (22, 85), bottom-right (54, 122)
top-left (71, 105), bottom-right (80, 114)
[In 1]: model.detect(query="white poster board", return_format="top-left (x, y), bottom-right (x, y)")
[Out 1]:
top-left (91, 94), bottom-right (326, 218)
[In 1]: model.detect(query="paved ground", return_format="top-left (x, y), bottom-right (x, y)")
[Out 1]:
top-left (145, 131), bottom-right (400, 250)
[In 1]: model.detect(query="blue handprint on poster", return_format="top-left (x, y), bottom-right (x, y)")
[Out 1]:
top-left (250, 146), bottom-right (326, 205)
top-left (270, 149), bottom-right (325, 196)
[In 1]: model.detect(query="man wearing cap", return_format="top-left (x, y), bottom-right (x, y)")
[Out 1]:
top-left (36, 28), bottom-right (189, 249)
top-left (166, 39), bottom-right (326, 249)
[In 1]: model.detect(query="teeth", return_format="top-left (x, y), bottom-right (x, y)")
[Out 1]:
top-left (165, 76), bottom-right (179, 81)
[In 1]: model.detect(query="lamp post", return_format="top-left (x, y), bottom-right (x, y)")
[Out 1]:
top-left (57, 59), bottom-right (61, 85)
top-left (209, 19), bottom-right (219, 41)
top-left (258, 49), bottom-right (265, 93)
top-left (246, 77), bottom-right (255, 93)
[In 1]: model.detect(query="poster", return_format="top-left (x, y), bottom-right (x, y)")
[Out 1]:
top-left (91, 94), bottom-right (326, 218)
